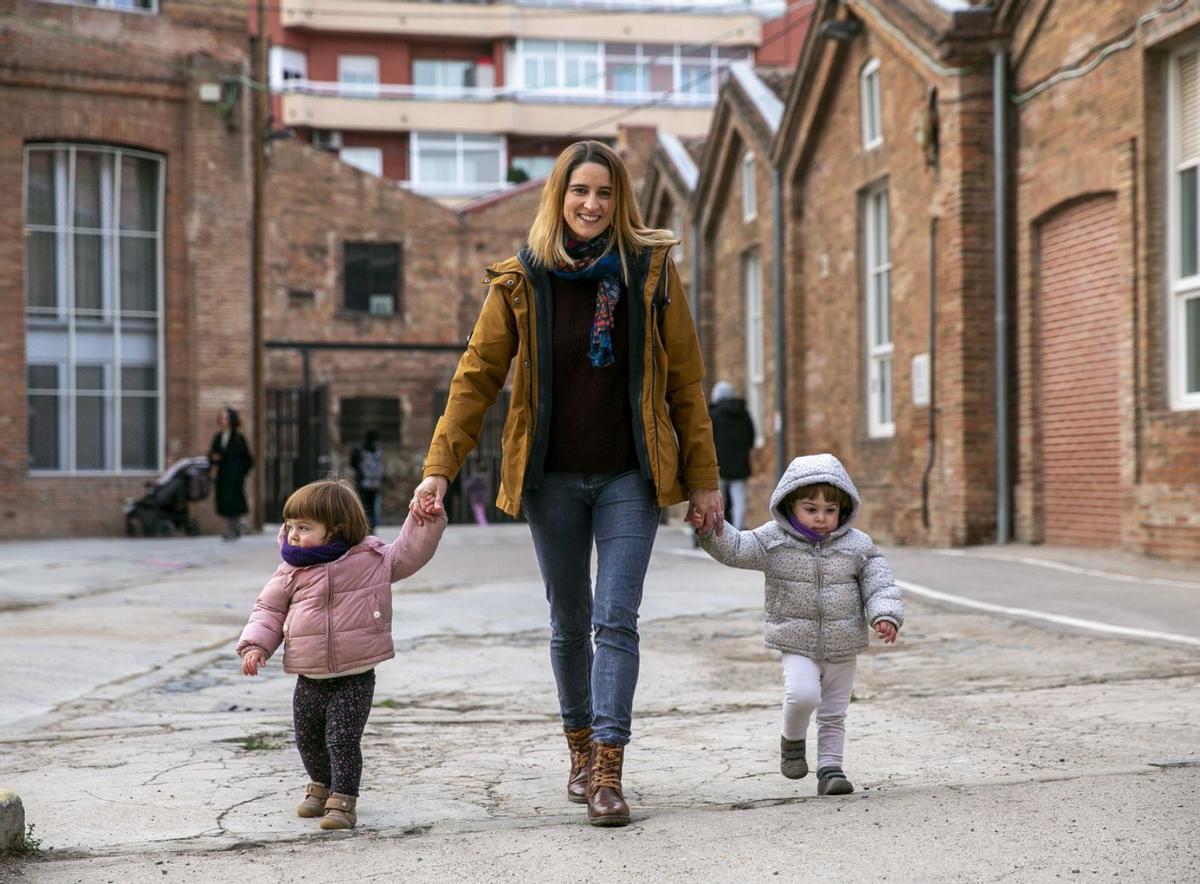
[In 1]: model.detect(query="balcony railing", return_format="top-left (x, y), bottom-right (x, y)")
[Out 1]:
top-left (279, 79), bottom-right (717, 108)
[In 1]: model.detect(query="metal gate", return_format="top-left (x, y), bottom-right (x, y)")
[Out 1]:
top-left (432, 389), bottom-right (519, 524)
top-left (265, 385), bottom-right (330, 520)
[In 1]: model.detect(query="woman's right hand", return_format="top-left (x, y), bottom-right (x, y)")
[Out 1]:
top-left (409, 475), bottom-right (449, 525)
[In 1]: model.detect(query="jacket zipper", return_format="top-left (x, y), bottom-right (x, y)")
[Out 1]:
top-left (813, 540), bottom-right (824, 659)
top-left (628, 251), bottom-right (654, 483)
top-left (647, 249), bottom-right (669, 488)
top-left (324, 562), bottom-right (335, 672)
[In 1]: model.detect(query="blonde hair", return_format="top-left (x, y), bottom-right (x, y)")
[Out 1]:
top-left (282, 479), bottom-right (371, 546)
top-left (526, 140), bottom-right (676, 282)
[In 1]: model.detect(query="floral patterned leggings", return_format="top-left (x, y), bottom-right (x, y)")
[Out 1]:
top-left (292, 670), bottom-right (376, 796)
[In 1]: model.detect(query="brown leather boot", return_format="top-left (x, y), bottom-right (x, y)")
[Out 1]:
top-left (296, 782), bottom-right (329, 818)
top-left (564, 726), bottom-right (592, 804)
top-left (319, 793), bottom-right (357, 830)
top-left (587, 742), bottom-right (631, 827)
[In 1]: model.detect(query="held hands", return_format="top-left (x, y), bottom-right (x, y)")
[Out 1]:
top-left (685, 488), bottom-right (725, 537)
top-left (241, 649), bottom-right (267, 676)
top-left (408, 475), bottom-right (449, 526)
top-left (873, 621), bottom-right (899, 644)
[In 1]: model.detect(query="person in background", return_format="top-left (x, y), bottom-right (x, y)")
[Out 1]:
top-left (350, 429), bottom-right (385, 531)
top-left (209, 407), bottom-right (253, 541)
top-left (709, 381), bottom-right (756, 530)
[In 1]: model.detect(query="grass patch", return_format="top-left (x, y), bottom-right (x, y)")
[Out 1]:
top-left (850, 692), bottom-right (860, 703)
top-left (373, 698), bottom-right (401, 709)
top-left (237, 733), bottom-right (283, 752)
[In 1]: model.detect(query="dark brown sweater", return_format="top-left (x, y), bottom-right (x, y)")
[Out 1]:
top-left (543, 273), bottom-right (640, 475)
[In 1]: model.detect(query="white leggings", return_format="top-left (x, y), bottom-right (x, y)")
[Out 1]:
top-left (719, 478), bottom-right (749, 530)
top-left (781, 654), bottom-right (857, 772)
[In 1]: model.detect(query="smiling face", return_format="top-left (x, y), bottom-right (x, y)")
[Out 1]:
top-left (286, 518), bottom-right (331, 548)
top-left (791, 492), bottom-right (840, 536)
top-left (562, 161), bottom-right (614, 241)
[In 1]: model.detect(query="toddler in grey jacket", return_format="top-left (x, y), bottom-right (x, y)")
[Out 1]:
top-left (700, 453), bottom-right (903, 795)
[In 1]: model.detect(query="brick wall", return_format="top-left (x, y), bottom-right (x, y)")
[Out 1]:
top-left (0, 0), bottom-right (253, 537)
top-left (263, 140), bottom-right (477, 521)
top-left (1013, 0), bottom-right (1200, 560)
top-left (778, 24), bottom-right (997, 546)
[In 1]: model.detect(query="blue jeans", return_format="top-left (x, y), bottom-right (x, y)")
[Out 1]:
top-left (522, 470), bottom-right (661, 746)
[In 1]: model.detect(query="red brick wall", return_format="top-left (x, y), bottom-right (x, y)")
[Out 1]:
top-left (0, 0), bottom-right (253, 537)
top-left (777, 21), bottom-right (1000, 546)
top-left (264, 140), bottom-right (475, 519)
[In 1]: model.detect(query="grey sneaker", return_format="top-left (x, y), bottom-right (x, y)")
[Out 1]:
top-left (817, 767), bottom-right (854, 796)
top-left (780, 737), bottom-right (809, 779)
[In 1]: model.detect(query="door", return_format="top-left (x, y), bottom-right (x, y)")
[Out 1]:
top-left (1037, 196), bottom-right (1123, 546)
top-left (265, 385), bottom-right (330, 520)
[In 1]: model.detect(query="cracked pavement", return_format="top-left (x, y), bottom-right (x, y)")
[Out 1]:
top-left (0, 524), bottom-right (1196, 882)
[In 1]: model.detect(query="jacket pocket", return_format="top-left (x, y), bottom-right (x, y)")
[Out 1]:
top-left (370, 585), bottom-right (393, 633)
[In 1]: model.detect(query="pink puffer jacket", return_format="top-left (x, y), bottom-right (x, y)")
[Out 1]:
top-left (236, 514), bottom-right (446, 676)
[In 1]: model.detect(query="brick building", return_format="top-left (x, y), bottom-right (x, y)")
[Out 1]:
top-left (1002, 0), bottom-right (1200, 559)
top-left (661, 0), bottom-right (1199, 560)
top-left (693, 63), bottom-right (792, 514)
top-left (2, 0), bottom-right (254, 537)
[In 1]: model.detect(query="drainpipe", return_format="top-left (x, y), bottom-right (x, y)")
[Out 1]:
top-left (993, 49), bottom-right (1011, 544)
top-left (922, 217), bottom-right (938, 530)
top-left (771, 167), bottom-right (787, 480)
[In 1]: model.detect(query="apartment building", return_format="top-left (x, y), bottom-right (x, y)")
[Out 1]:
top-left (262, 0), bottom-right (787, 200)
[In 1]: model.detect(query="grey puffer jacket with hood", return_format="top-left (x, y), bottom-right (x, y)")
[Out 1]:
top-left (700, 453), bottom-right (903, 661)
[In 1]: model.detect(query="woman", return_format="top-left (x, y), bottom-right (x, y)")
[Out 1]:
top-left (209, 407), bottom-right (254, 540)
top-left (409, 141), bottom-right (722, 827)
top-left (709, 381), bottom-right (756, 530)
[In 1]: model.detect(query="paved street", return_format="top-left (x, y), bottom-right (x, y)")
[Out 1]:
top-left (1, 523), bottom-right (1197, 882)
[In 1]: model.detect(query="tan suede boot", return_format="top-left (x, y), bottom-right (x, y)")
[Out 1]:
top-left (296, 782), bottom-right (329, 818)
top-left (587, 743), bottom-right (631, 827)
top-left (319, 793), bottom-right (358, 830)
top-left (564, 726), bottom-right (592, 804)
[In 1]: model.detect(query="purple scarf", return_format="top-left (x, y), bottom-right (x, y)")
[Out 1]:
top-left (786, 513), bottom-right (827, 544)
top-left (281, 537), bottom-right (351, 568)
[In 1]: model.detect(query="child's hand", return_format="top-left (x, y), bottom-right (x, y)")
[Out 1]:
top-left (873, 621), bottom-right (898, 644)
top-left (241, 649), bottom-right (267, 676)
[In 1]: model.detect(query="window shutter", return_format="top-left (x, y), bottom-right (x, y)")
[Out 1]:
top-left (1179, 51), bottom-right (1200, 164)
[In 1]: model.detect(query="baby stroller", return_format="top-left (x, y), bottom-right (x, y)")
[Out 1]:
top-left (124, 455), bottom-right (212, 537)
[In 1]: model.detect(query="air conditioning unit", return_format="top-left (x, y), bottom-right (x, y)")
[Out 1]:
top-left (368, 294), bottom-right (394, 316)
top-left (312, 130), bottom-right (343, 151)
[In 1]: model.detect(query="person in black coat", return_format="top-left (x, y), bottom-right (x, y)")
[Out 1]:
top-left (709, 381), bottom-right (756, 530)
top-left (209, 407), bottom-right (254, 540)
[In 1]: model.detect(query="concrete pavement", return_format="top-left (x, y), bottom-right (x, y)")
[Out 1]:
top-left (0, 524), bottom-right (1196, 882)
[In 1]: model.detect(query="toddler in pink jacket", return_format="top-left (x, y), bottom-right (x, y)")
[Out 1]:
top-left (237, 478), bottom-right (445, 830)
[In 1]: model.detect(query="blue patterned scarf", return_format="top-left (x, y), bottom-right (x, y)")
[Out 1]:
top-left (549, 234), bottom-right (623, 368)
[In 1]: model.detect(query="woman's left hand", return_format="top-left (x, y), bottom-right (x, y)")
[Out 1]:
top-left (685, 488), bottom-right (724, 537)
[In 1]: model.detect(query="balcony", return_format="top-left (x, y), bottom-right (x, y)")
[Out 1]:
top-left (279, 0), bottom-right (767, 43)
top-left (279, 81), bottom-right (717, 137)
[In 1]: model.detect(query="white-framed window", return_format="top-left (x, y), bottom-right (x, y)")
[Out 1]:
top-left (743, 249), bottom-right (766, 448)
top-left (861, 58), bottom-right (883, 150)
top-left (517, 39), bottom-right (603, 93)
top-left (24, 143), bottom-right (164, 473)
top-left (413, 59), bottom-right (476, 90)
top-left (410, 132), bottom-right (506, 195)
top-left (511, 155), bottom-right (556, 180)
top-left (269, 47), bottom-right (308, 91)
top-left (1168, 46), bottom-right (1200, 408)
top-left (338, 55), bottom-right (380, 97)
top-left (339, 147), bottom-right (383, 177)
top-left (863, 185), bottom-right (894, 437)
top-left (741, 150), bottom-right (757, 222)
top-left (38, 0), bottom-right (157, 11)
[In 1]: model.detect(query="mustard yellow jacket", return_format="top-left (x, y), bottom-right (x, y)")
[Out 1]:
top-left (423, 244), bottom-right (719, 517)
